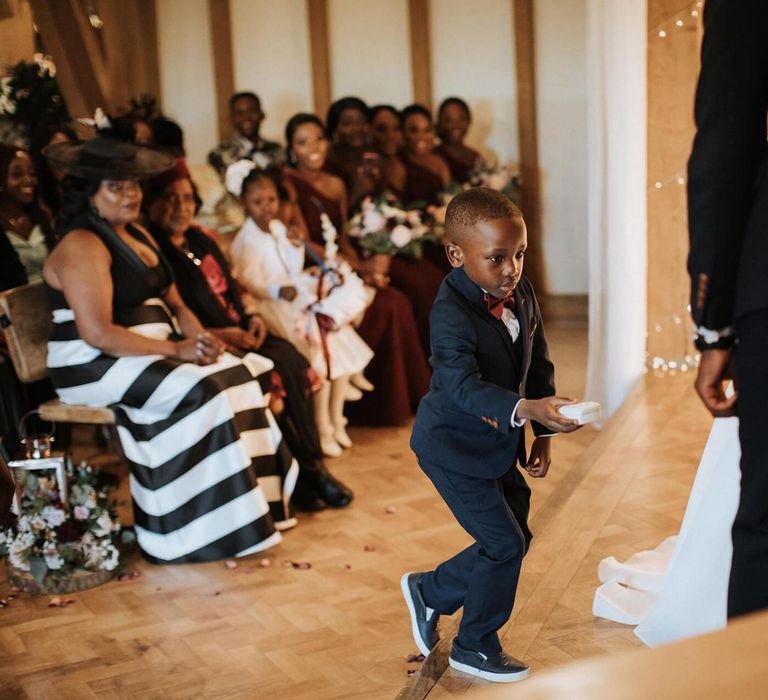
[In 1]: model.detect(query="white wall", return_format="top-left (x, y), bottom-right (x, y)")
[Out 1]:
top-left (430, 0), bottom-right (518, 167)
top-left (328, 0), bottom-right (412, 107)
top-left (230, 0), bottom-right (313, 144)
top-left (156, 0), bottom-right (218, 166)
top-left (535, 0), bottom-right (589, 294)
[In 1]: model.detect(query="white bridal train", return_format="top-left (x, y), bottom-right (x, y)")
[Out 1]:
top-left (593, 416), bottom-right (741, 646)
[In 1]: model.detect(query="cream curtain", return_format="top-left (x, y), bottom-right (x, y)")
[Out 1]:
top-left (584, 0), bottom-right (648, 418)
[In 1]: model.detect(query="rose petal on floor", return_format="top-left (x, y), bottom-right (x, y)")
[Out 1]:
top-left (406, 653), bottom-right (425, 663)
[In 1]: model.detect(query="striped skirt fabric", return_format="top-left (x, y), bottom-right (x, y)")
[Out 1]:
top-left (47, 299), bottom-right (298, 564)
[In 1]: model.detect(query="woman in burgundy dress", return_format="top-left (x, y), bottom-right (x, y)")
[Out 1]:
top-left (400, 104), bottom-right (451, 209)
top-left (369, 104), bottom-right (407, 200)
top-left (282, 113), bottom-right (429, 425)
top-left (435, 97), bottom-right (485, 185)
top-left (324, 97), bottom-right (386, 211)
top-left (325, 101), bottom-right (445, 356)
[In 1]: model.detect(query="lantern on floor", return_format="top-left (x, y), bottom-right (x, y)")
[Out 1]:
top-left (8, 410), bottom-right (69, 513)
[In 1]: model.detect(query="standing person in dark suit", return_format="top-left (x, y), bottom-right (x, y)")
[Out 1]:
top-left (688, 0), bottom-right (768, 619)
top-left (402, 188), bottom-right (579, 682)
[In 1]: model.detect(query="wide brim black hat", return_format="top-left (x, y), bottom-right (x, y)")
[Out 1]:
top-left (42, 137), bottom-right (174, 180)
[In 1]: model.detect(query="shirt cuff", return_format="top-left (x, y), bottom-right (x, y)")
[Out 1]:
top-left (267, 284), bottom-right (282, 300)
top-left (510, 399), bottom-right (527, 428)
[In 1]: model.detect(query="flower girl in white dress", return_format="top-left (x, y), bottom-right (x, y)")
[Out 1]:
top-left (227, 161), bottom-right (373, 457)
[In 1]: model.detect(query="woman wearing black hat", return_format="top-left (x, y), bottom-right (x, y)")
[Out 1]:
top-left (42, 137), bottom-right (298, 564)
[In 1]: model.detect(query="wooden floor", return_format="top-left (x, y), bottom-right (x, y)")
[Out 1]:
top-left (0, 323), bottom-right (716, 700)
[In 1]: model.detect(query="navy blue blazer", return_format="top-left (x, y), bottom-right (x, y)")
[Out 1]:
top-left (410, 267), bottom-right (555, 479)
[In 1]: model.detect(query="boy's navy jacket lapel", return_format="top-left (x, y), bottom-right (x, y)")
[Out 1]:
top-left (446, 267), bottom-right (521, 372)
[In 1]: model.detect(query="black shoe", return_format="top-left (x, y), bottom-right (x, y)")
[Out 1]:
top-left (315, 470), bottom-right (353, 508)
top-left (448, 641), bottom-right (529, 683)
top-left (291, 479), bottom-right (327, 512)
top-left (401, 572), bottom-right (439, 656)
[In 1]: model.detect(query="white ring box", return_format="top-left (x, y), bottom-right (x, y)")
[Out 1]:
top-left (558, 401), bottom-right (602, 425)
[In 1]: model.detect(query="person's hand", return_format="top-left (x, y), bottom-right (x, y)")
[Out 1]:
top-left (694, 348), bottom-right (737, 417)
top-left (279, 285), bottom-right (298, 302)
top-left (212, 327), bottom-right (260, 354)
top-left (247, 315), bottom-right (268, 350)
top-left (525, 437), bottom-right (552, 478)
top-left (174, 333), bottom-right (223, 365)
top-left (516, 397), bottom-right (580, 433)
top-left (357, 256), bottom-right (390, 288)
top-left (286, 225), bottom-right (303, 247)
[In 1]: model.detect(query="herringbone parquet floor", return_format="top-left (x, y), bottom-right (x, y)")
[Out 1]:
top-left (0, 324), bottom-right (714, 700)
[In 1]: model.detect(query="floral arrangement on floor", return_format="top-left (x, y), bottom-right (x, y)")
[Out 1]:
top-left (347, 193), bottom-right (435, 259)
top-left (0, 462), bottom-right (121, 585)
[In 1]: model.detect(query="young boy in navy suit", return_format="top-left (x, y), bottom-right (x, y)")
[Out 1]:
top-left (403, 187), bottom-right (579, 682)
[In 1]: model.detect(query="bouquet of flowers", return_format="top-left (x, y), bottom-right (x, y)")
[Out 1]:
top-left (0, 462), bottom-right (121, 585)
top-left (347, 194), bottom-right (435, 259)
top-left (467, 164), bottom-right (522, 205)
top-left (431, 164), bottom-right (523, 230)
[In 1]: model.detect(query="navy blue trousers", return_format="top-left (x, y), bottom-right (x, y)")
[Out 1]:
top-left (418, 459), bottom-right (532, 655)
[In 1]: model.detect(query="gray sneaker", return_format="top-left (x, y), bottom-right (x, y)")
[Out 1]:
top-left (401, 572), bottom-right (439, 656)
top-left (449, 640), bottom-right (529, 682)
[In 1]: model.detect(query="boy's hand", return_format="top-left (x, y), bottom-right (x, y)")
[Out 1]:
top-left (517, 397), bottom-right (580, 433)
top-left (526, 437), bottom-right (551, 478)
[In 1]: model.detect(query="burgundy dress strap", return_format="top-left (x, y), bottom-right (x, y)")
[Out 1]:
top-left (285, 171), bottom-right (344, 246)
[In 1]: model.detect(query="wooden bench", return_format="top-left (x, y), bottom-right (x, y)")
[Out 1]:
top-left (0, 281), bottom-right (116, 426)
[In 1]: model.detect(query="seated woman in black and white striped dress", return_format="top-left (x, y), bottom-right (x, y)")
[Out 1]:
top-left (41, 136), bottom-right (298, 564)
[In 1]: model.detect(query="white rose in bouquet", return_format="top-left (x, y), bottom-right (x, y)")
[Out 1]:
top-left (363, 209), bottom-right (387, 232)
top-left (391, 225), bottom-right (414, 249)
top-left (485, 172), bottom-right (510, 192)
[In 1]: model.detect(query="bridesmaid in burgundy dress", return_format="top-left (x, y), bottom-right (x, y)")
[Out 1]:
top-left (325, 101), bottom-right (445, 357)
top-left (282, 113), bottom-right (429, 425)
top-left (435, 97), bottom-right (485, 185)
top-left (324, 97), bottom-right (385, 211)
top-left (369, 104), bottom-right (407, 198)
top-left (400, 104), bottom-right (451, 208)
top-left (400, 104), bottom-right (453, 276)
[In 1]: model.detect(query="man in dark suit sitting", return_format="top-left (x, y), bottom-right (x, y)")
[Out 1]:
top-left (688, 0), bottom-right (768, 619)
top-left (402, 188), bottom-right (579, 682)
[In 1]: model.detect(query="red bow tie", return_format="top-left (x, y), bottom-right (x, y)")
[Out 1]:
top-left (484, 292), bottom-right (516, 320)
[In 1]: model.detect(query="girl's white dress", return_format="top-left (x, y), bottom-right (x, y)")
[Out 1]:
top-left (231, 217), bottom-right (373, 380)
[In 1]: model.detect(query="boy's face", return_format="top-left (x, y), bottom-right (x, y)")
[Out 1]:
top-left (445, 216), bottom-right (527, 298)
top-left (231, 97), bottom-right (263, 140)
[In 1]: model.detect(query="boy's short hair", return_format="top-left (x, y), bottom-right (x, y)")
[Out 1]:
top-left (229, 91), bottom-right (261, 110)
top-left (445, 187), bottom-right (522, 235)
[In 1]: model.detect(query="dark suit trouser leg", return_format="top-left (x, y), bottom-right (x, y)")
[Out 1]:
top-left (729, 309), bottom-right (768, 618)
top-left (418, 461), bottom-right (529, 656)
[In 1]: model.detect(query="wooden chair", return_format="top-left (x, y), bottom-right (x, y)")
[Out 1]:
top-left (0, 281), bottom-right (115, 426)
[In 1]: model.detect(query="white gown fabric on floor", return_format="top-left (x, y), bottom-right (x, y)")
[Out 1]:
top-left (593, 417), bottom-right (740, 646)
